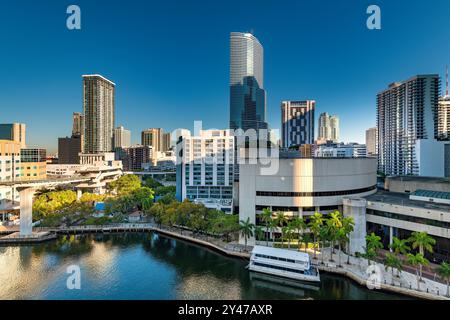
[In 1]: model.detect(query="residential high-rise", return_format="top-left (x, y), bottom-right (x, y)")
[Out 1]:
top-left (72, 112), bottom-right (84, 137)
top-left (117, 145), bottom-right (152, 171)
top-left (365, 127), bottom-right (378, 157)
top-left (176, 129), bottom-right (234, 212)
top-left (281, 100), bottom-right (315, 148)
top-left (229, 32), bottom-right (267, 133)
top-left (114, 126), bottom-right (131, 149)
top-left (437, 67), bottom-right (450, 141)
top-left (0, 123), bottom-right (26, 148)
top-left (377, 74), bottom-right (449, 177)
top-left (162, 132), bottom-right (171, 151)
top-left (318, 113), bottom-right (339, 142)
top-left (141, 128), bottom-right (163, 152)
top-left (82, 74), bottom-right (115, 154)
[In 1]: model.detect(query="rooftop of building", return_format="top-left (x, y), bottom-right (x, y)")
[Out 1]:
top-left (386, 175), bottom-right (450, 185)
top-left (366, 190), bottom-right (450, 212)
top-left (82, 74), bottom-right (116, 86)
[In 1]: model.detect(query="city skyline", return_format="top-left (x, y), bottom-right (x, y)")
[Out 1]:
top-left (1, 0), bottom-right (450, 153)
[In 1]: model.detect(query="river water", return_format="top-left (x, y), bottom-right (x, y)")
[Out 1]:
top-left (0, 232), bottom-right (410, 300)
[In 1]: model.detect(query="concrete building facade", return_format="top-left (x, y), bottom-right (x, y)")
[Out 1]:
top-left (281, 100), bottom-right (315, 148)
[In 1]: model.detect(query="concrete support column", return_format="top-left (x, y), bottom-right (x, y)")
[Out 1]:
top-left (343, 198), bottom-right (367, 255)
top-left (389, 226), bottom-right (393, 252)
top-left (19, 187), bottom-right (35, 236)
top-left (77, 189), bottom-right (82, 200)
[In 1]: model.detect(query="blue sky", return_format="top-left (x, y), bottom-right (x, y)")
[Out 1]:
top-left (1, 0), bottom-right (450, 153)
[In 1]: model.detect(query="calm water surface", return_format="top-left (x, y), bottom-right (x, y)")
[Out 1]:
top-left (0, 233), bottom-right (411, 300)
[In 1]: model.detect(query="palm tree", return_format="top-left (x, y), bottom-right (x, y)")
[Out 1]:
top-left (342, 216), bottom-right (355, 264)
top-left (254, 225), bottom-right (264, 242)
top-left (269, 219), bottom-right (277, 244)
top-left (390, 236), bottom-right (410, 256)
top-left (384, 253), bottom-right (403, 282)
top-left (239, 217), bottom-right (255, 251)
top-left (275, 212), bottom-right (288, 246)
top-left (260, 208), bottom-right (272, 246)
top-left (408, 232), bottom-right (436, 256)
top-left (301, 233), bottom-right (312, 253)
top-left (291, 216), bottom-right (306, 251)
top-left (327, 211), bottom-right (343, 255)
top-left (319, 225), bottom-right (329, 265)
top-left (437, 262), bottom-right (450, 297)
top-left (309, 212), bottom-right (323, 259)
top-left (366, 232), bottom-right (383, 253)
top-left (408, 232), bottom-right (435, 279)
top-left (407, 253), bottom-right (429, 290)
top-left (336, 227), bottom-right (347, 267)
top-left (285, 223), bottom-right (295, 249)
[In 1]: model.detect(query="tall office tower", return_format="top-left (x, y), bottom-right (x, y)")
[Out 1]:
top-left (377, 74), bottom-right (449, 177)
top-left (176, 129), bottom-right (234, 212)
top-left (141, 128), bottom-right (163, 152)
top-left (229, 32), bottom-right (267, 133)
top-left (82, 74), bottom-right (115, 154)
top-left (72, 112), bottom-right (84, 137)
top-left (365, 127), bottom-right (378, 157)
top-left (162, 132), bottom-right (171, 151)
top-left (318, 113), bottom-right (339, 142)
top-left (114, 126), bottom-right (131, 149)
top-left (0, 123), bottom-right (26, 148)
top-left (281, 100), bottom-right (315, 148)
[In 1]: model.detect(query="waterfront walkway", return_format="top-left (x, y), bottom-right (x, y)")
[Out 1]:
top-left (3, 222), bottom-right (449, 300)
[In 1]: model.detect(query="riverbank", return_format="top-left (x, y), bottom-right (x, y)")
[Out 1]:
top-left (3, 223), bottom-right (448, 300)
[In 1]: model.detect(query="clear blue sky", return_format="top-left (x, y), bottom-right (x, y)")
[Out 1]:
top-left (1, 0), bottom-right (450, 154)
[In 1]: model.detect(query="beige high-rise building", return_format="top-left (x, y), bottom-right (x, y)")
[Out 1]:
top-left (318, 113), bottom-right (339, 142)
top-left (365, 127), bottom-right (378, 156)
top-left (83, 74), bottom-right (115, 154)
top-left (162, 132), bottom-right (171, 151)
top-left (0, 123), bottom-right (26, 148)
top-left (114, 126), bottom-right (131, 149)
top-left (141, 128), bottom-right (163, 152)
top-left (72, 112), bottom-right (84, 137)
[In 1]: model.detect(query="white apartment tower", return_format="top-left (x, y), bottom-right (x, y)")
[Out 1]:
top-left (176, 130), bottom-right (234, 212)
top-left (377, 74), bottom-right (449, 177)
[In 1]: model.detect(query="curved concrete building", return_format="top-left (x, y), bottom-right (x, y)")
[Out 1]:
top-left (238, 157), bottom-right (377, 245)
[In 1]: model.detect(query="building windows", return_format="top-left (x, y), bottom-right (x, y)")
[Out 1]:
top-left (256, 186), bottom-right (376, 198)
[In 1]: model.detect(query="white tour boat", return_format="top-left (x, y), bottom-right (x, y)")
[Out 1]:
top-left (248, 245), bottom-right (320, 283)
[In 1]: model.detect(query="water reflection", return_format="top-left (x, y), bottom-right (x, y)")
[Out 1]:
top-left (0, 233), bottom-right (410, 300)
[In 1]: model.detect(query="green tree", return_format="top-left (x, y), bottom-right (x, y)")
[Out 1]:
top-left (437, 262), bottom-right (450, 297)
top-left (269, 219), bottom-right (278, 244)
top-left (275, 212), bottom-right (288, 245)
top-left (408, 232), bottom-right (435, 279)
top-left (309, 212), bottom-right (323, 259)
top-left (109, 174), bottom-right (141, 195)
top-left (365, 232), bottom-right (383, 265)
top-left (239, 217), bottom-right (255, 251)
top-left (342, 216), bottom-right (355, 264)
top-left (260, 208), bottom-right (273, 246)
top-left (326, 211), bottom-right (343, 258)
top-left (407, 253), bottom-right (429, 290)
top-left (319, 225), bottom-right (329, 265)
top-left (384, 252), bottom-right (403, 281)
top-left (291, 216), bottom-right (306, 251)
top-left (390, 236), bottom-right (410, 256)
top-left (408, 232), bottom-right (436, 256)
top-left (254, 225), bottom-right (264, 242)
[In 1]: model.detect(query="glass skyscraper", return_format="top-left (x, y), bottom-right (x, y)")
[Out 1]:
top-left (229, 32), bottom-right (267, 133)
